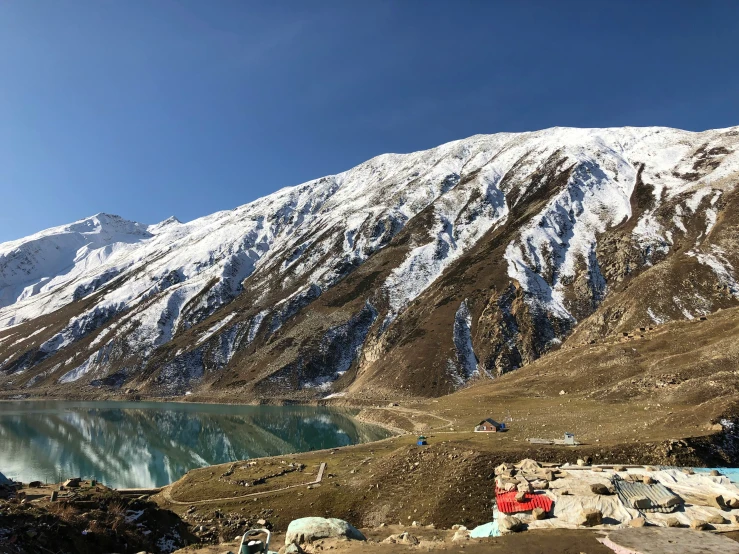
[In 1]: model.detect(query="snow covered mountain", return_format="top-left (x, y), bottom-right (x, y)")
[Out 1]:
top-left (1, 126), bottom-right (738, 399)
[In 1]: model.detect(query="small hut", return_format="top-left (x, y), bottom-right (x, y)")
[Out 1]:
top-left (474, 418), bottom-right (505, 432)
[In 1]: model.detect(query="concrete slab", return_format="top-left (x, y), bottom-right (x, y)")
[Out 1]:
top-left (599, 527), bottom-right (739, 554)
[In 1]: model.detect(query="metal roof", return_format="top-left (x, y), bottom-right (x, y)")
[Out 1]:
top-left (495, 488), bottom-right (554, 514)
top-left (613, 476), bottom-right (682, 513)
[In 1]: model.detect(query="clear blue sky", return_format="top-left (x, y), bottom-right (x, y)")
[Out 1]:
top-left (1, 1), bottom-right (738, 242)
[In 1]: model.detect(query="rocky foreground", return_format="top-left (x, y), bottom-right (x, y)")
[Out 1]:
top-left (0, 480), bottom-right (191, 553)
top-left (5, 458), bottom-right (739, 554)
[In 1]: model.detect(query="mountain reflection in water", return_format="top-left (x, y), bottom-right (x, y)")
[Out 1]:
top-left (0, 401), bottom-right (390, 488)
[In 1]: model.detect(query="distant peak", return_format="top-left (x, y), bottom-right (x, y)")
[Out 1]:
top-left (148, 215), bottom-right (182, 233)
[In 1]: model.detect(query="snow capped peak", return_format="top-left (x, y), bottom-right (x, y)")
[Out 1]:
top-left (0, 212), bottom-right (153, 313)
top-left (148, 216), bottom-right (182, 234)
top-left (67, 213), bottom-right (152, 240)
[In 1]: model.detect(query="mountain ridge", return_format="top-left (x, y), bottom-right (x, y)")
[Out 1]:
top-left (1, 125), bottom-right (738, 400)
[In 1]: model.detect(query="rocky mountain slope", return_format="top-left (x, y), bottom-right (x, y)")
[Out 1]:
top-left (1, 126), bottom-right (738, 400)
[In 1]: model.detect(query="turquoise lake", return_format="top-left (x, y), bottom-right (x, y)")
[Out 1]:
top-left (0, 400), bottom-right (391, 489)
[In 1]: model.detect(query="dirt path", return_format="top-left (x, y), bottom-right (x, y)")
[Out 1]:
top-left (354, 404), bottom-right (455, 434)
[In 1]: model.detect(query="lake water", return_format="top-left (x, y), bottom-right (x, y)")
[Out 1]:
top-left (0, 400), bottom-right (391, 489)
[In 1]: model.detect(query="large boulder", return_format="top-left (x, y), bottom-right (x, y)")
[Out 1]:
top-left (579, 509), bottom-right (603, 527)
top-left (590, 483), bottom-right (612, 495)
top-left (498, 515), bottom-right (525, 533)
top-left (285, 517), bottom-right (366, 546)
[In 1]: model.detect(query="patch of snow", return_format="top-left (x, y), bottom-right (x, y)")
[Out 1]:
top-left (6, 326), bottom-right (47, 347)
top-left (452, 300), bottom-right (481, 381)
top-left (58, 341), bottom-right (113, 383)
top-left (156, 531), bottom-right (181, 554)
top-left (672, 296), bottom-right (694, 320)
top-left (124, 509), bottom-right (144, 523)
top-left (246, 310), bottom-right (267, 344)
top-left (633, 213), bottom-right (671, 260)
top-left (322, 392), bottom-right (347, 399)
top-left (685, 188), bottom-right (712, 213)
top-left (196, 313), bottom-right (237, 346)
top-left (705, 208), bottom-right (717, 235)
top-left (672, 215), bottom-right (687, 234)
top-left (687, 248), bottom-right (739, 298)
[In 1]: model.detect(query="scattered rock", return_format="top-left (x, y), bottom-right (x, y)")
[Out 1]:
top-left (682, 468), bottom-right (695, 475)
top-left (689, 520), bottom-right (708, 530)
top-left (285, 517), bottom-right (365, 546)
top-left (411, 520), bottom-right (420, 527)
top-left (531, 507), bottom-right (547, 520)
top-left (517, 482), bottom-right (533, 493)
top-left (579, 509), bottom-right (603, 527)
top-left (642, 476), bottom-right (656, 485)
top-left (452, 529), bottom-right (470, 542)
top-left (592, 467), bottom-right (604, 473)
top-left (710, 469), bottom-right (721, 476)
top-left (629, 517), bottom-right (646, 528)
top-left (706, 514), bottom-right (728, 525)
top-left (665, 517), bottom-right (681, 527)
top-left (590, 483), bottom-right (612, 495)
top-left (726, 498), bottom-right (739, 509)
top-left (708, 494), bottom-right (727, 510)
top-left (613, 466), bottom-right (626, 472)
top-left (631, 496), bottom-right (653, 510)
top-left (531, 479), bottom-right (549, 490)
top-left (498, 515), bottom-right (525, 533)
top-left (283, 544), bottom-right (303, 554)
top-left (495, 463), bottom-right (515, 476)
top-left (383, 532), bottom-right (419, 545)
top-left (577, 459), bottom-right (587, 467)
top-left (515, 491), bottom-right (527, 502)
top-left (451, 524), bottom-right (467, 531)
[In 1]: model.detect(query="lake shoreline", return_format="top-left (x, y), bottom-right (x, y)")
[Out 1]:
top-left (0, 399), bottom-right (394, 489)
top-left (0, 390), bottom-right (411, 438)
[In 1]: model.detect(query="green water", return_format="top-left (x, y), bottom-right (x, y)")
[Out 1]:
top-left (0, 400), bottom-right (390, 489)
